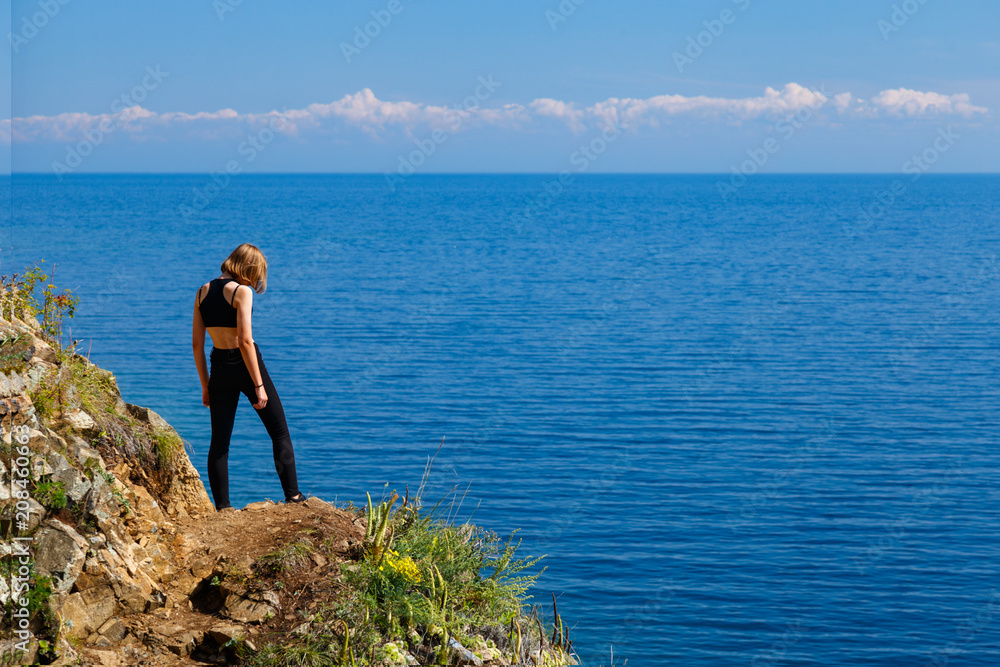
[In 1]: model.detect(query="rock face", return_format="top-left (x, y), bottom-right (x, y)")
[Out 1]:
top-left (0, 314), bottom-right (354, 666)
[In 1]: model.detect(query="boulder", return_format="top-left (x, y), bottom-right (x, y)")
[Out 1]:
top-left (222, 589), bottom-right (280, 624)
top-left (62, 408), bottom-right (101, 438)
top-left (73, 568), bottom-right (109, 592)
top-left (448, 638), bottom-right (484, 666)
top-left (165, 450), bottom-right (217, 516)
top-left (28, 427), bottom-right (54, 455)
top-left (67, 435), bottom-right (106, 471)
top-left (51, 457), bottom-right (93, 503)
top-left (124, 403), bottom-right (171, 432)
top-left (8, 370), bottom-right (26, 395)
top-left (95, 617), bottom-right (127, 644)
top-left (244, 500), bottom-right (276, 511)
top-left (166, 630), bottom-right (203, 657)
top-left (149, 622), bottom-right (204, 657)
top-left (208, 623), bottom-right (245, 645)
top-left (31, 454), bottom-right (54, 478)
top-left (23, 360), bottom-right (57, 394)
top-left (0, 637), bottom-right (39, 665)
top-left (128, 485), bottom-right (165, 525)
top-left (60, 585), bottom-right (117, 640)
top-left (34, 519), bottom-right (89, 602)
top-left (118, 402), bottom-right (215, 516)
top-left (29, 335), bottom-right (59, 364)
top-left (85, 470), bottom-right (118, 522)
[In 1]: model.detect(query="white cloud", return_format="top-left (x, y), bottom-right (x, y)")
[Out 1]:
top-left (833, 92), bottom-right (854, 113)
top-left (868, 88), bottom-right (988, 117)
top-left (2, 83), bottom-right (989, 145)
top-left (529, 98), bottom-right (585, 132)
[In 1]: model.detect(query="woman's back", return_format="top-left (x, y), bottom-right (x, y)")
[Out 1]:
top-left (199, 277), bottom-right (253, 328)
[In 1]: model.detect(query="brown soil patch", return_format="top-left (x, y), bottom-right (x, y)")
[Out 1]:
top-left (84, 497), bottom-right (366, 666)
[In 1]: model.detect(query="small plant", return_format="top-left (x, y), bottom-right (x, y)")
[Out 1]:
top-left (243, 634), bottom-right (342, 667)
top-left (256, 541), bottom-right (315, 576)
top-left (148, 427), bottom-right (184, 468)
top-left (0, 260), bottom-right (79, 351)
top-left (364, 491), bottom-right (398, 563)
top-left (33, 480), bottom-right (68, 510)
top-left (335, 481), bottom-right (553, 664)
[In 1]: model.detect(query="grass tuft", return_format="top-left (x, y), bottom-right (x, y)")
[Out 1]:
top-left (255, 540), bottom-right (316, 576)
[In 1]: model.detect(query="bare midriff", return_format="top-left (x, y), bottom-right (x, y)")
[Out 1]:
top-left (207, 326), bottom-right (245, 350)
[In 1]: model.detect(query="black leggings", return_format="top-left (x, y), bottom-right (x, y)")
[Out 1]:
top-left (207, 341), bottom-right (300, 509)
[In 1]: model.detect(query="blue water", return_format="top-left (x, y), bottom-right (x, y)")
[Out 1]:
top-left (10, 173), bottom-right (1000, 666)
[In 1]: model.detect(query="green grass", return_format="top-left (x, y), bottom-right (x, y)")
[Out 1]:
top-left (243, 635), bottom-right (342, 667)
top-left (255, 540), bottom-right (316, 576)
top-left (242, 481), bottom-right (574, 667)
top-left (148, 426), bottom-right (185, 469)
top-left (32, 480), bottom-right (68, 510)
top-left (24, 365), bottom-right (59, 421)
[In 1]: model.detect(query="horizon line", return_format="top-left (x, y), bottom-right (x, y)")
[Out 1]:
top-left (1, 171), bottom-right (998, 177)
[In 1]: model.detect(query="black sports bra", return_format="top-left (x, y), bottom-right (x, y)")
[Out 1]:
top-left (198, 278), bottom-right (252, 327)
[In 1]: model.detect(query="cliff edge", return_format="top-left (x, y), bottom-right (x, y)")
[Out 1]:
top-left (0, 311), bottom-right (577, 666)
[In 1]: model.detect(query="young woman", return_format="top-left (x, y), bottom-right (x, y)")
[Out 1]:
top-left (192, 243), bottom-right (306, 511)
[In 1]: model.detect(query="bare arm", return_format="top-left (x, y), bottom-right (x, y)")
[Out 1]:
top-left (234, 284), bottom-right (267, 408)
top-left (192, 288), bottom-right (209, 389)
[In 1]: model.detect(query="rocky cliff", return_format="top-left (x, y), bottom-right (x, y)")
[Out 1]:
top-left (0, 312), bottom-right (577, 666)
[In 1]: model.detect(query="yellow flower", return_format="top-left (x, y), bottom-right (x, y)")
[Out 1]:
top-left (385, 554), bottom-right (422, 584)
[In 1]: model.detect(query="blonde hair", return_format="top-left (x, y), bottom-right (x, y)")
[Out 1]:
top-left (220, 243), bottom-right (268, 293)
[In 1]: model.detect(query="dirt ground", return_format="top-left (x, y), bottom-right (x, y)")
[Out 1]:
top-left (79, 496), bottom-right (367, 666)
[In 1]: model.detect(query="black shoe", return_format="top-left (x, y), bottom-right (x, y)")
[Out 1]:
top-left (286, 493), bottom-right (307, 503)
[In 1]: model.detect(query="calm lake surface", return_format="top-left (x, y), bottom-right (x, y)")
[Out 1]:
top-left (11, 173), bottom-right (1000, 666)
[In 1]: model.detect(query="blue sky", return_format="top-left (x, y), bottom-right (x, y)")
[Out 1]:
top-left (3, 0), bottom-right (998, 173)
